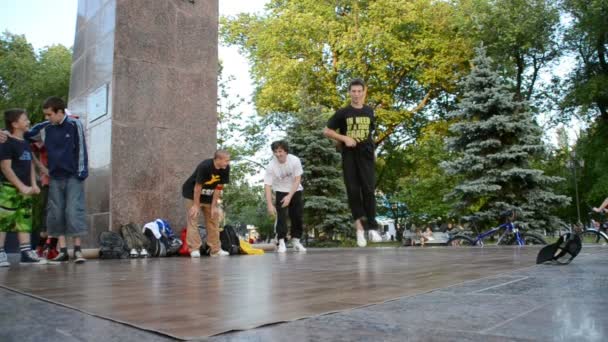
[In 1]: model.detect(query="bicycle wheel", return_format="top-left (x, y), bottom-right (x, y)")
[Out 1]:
top-left (579, 230), bottom-right (608, 246)
top-left (521, 232), bottom-right (547, 245)
top-left (496, 233), bottom-right (515, 245)
top-left (447, 235), bottom-right (476, 247)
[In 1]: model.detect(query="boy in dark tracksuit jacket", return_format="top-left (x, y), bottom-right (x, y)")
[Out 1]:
top-left (26, 97), bottom-right (88, 263)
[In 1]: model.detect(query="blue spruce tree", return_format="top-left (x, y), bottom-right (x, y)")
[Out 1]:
top-left (442, 46), bottom-right (570, 229)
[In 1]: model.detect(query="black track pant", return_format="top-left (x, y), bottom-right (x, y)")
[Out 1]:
top-left (275, 191), bottom-right (303, 240)
top-left (342, 148), bottom-right (376, 229)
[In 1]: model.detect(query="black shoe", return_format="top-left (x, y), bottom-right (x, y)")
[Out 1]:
top-left (20, 250), bottom-right (47, 265)
top-left (50, 251), bottom-right (69, 263)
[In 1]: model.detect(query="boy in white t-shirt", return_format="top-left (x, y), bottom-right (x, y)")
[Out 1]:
top-left (264, 140), bottom-right (306, 253)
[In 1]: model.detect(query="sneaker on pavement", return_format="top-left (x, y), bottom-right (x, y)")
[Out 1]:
top-left (50, 251), bottom-right (69, 263)
top-left (277, 239), bottom-right (287, 253)
top-left (139, 249), bottom-right (149, 258)
top-left (0, 251), bottom-right (10, 267)
top-left (292, 238), bottom-right (307, 252)
top-left (129, 248), bottom-right (139, 258)
top-left (356, 230), bottom-right (367, 247)
top-left (210, 249), bottom-right (229, 257)
top-left (74, 250), bottom-right (86, 264)
top-left (190, 250), bottom-right (201, 258)
top-left (20, 250), bottom-right (47, 265)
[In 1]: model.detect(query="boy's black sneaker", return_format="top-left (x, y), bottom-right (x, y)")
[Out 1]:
top-left (20, 250), bottom-right (47, 265)
top-left (50, 251), bottom-right (69, 263)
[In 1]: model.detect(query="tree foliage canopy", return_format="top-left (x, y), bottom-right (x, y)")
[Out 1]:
top-left (0, 32), bottom-right (71, 124)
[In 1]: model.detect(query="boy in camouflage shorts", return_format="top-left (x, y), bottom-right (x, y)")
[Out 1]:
top-left (0, 108), bottom-right (45, 266)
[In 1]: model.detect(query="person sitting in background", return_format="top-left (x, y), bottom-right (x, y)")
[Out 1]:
top-left (593, 198), bottom-right (608, 214)
top-left (415, 229), bottom-right (424, 246)
top-left (422, 226), bottom-right (435, 246)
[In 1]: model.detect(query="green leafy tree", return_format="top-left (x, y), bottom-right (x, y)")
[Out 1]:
top-left (32, 44), bottom-right (72, 120)
top-left (221, 0), bottom-right (474, 143)
top-left (533, 127), bottom-right (579, 222)
top-left (0, 32), bottom-right (71, 124)
top-left (395, 121), bottom-right (458, 223)
top-left (0, 32), bottom-right (38, 119)
top-left (574, 120), bottom-right (608, 212)
top-left (216, 62), bottom-right (274, 237)
top-left (442, 46), bottom-right (570, 229)
top-left (561, 0), bottom-right (608, 123)
top-left (458, 0), bottom-right (562, 102)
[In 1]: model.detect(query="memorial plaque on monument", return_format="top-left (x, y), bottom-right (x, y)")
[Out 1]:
top-left (87, 84), bottom-right (108, 124)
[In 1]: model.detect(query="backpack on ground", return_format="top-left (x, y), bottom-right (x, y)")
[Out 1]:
top-left (220, 225), bottom-right (240, 255)
top-left (536, 232), bottom-right (582, 265)
top-left (120, 222), bottom-right (150, 257)
top-left (98, 231), bottom-right (128, 259)
top-left (142, 219), bottom-right (183, 257)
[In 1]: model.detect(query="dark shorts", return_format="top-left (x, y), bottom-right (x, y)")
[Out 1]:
top-left (0, 183), bottom-right (33, 233)
top-left (47, 177), bottom-right (88, 237)
top-left (33, 185), bottom-right (49, 232)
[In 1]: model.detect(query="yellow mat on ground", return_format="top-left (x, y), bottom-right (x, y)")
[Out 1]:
top-left (239, 240), bottom-right (265, 255)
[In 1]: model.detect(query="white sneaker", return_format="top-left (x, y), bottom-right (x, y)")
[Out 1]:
top-left (139, 249), bottom-right (149, 258)
top-left (211, 249), bottom-right (229, 257)
top-left (356, 230), bottom-right (367, 247)
top-left (129, 248), bottom-right (139, 258)
top-left (277, 239), bottom-right (287, 253)
top-left (190, 250), bottom-right (201, 258)
top-left (0, 251), bottom-right (10, 267)
top-left (292, 238), bottom-right (306, 252)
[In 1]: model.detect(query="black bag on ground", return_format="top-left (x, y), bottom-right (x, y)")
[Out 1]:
top-left (143, 229), bottom-right (170, 257)
top-left (220, 225), bottom-right (240, 255)
top-left (98, 231), bottom-right (128, 259)
top-left (536, 233), bottom-right (582, 265)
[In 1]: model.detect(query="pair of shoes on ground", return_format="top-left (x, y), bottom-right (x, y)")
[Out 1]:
top-left (277, 238), bottom-right (307, 253)
top-left (190, 249), bottom-right (229, 258)
top-left (49, 250), bottom-right (86, 264)
top-left (129, 248), bottom-right (149, 258)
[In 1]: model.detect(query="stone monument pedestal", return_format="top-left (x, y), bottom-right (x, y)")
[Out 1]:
top-left (68, 0), bottom-right (218, 246)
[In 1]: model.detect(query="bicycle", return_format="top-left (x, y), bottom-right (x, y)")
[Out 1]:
top-left (447, 210), bottom-right (547, 246)
top-left (576, 210), bottom-right (608, 246)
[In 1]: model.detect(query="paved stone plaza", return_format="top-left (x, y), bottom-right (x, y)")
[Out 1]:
top-left (1, 246), bottom-right (606, 341)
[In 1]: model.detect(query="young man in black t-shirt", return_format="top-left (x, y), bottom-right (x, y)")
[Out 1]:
top-left (323, 79), bottom-right (377, 247)
top-left (0, 108), bottom-right (44, 266)
top-left (182, 150), bottom-right (230, 257)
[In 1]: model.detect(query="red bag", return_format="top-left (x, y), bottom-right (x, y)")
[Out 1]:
top-left (178, 228), bottom-right (190, 256)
